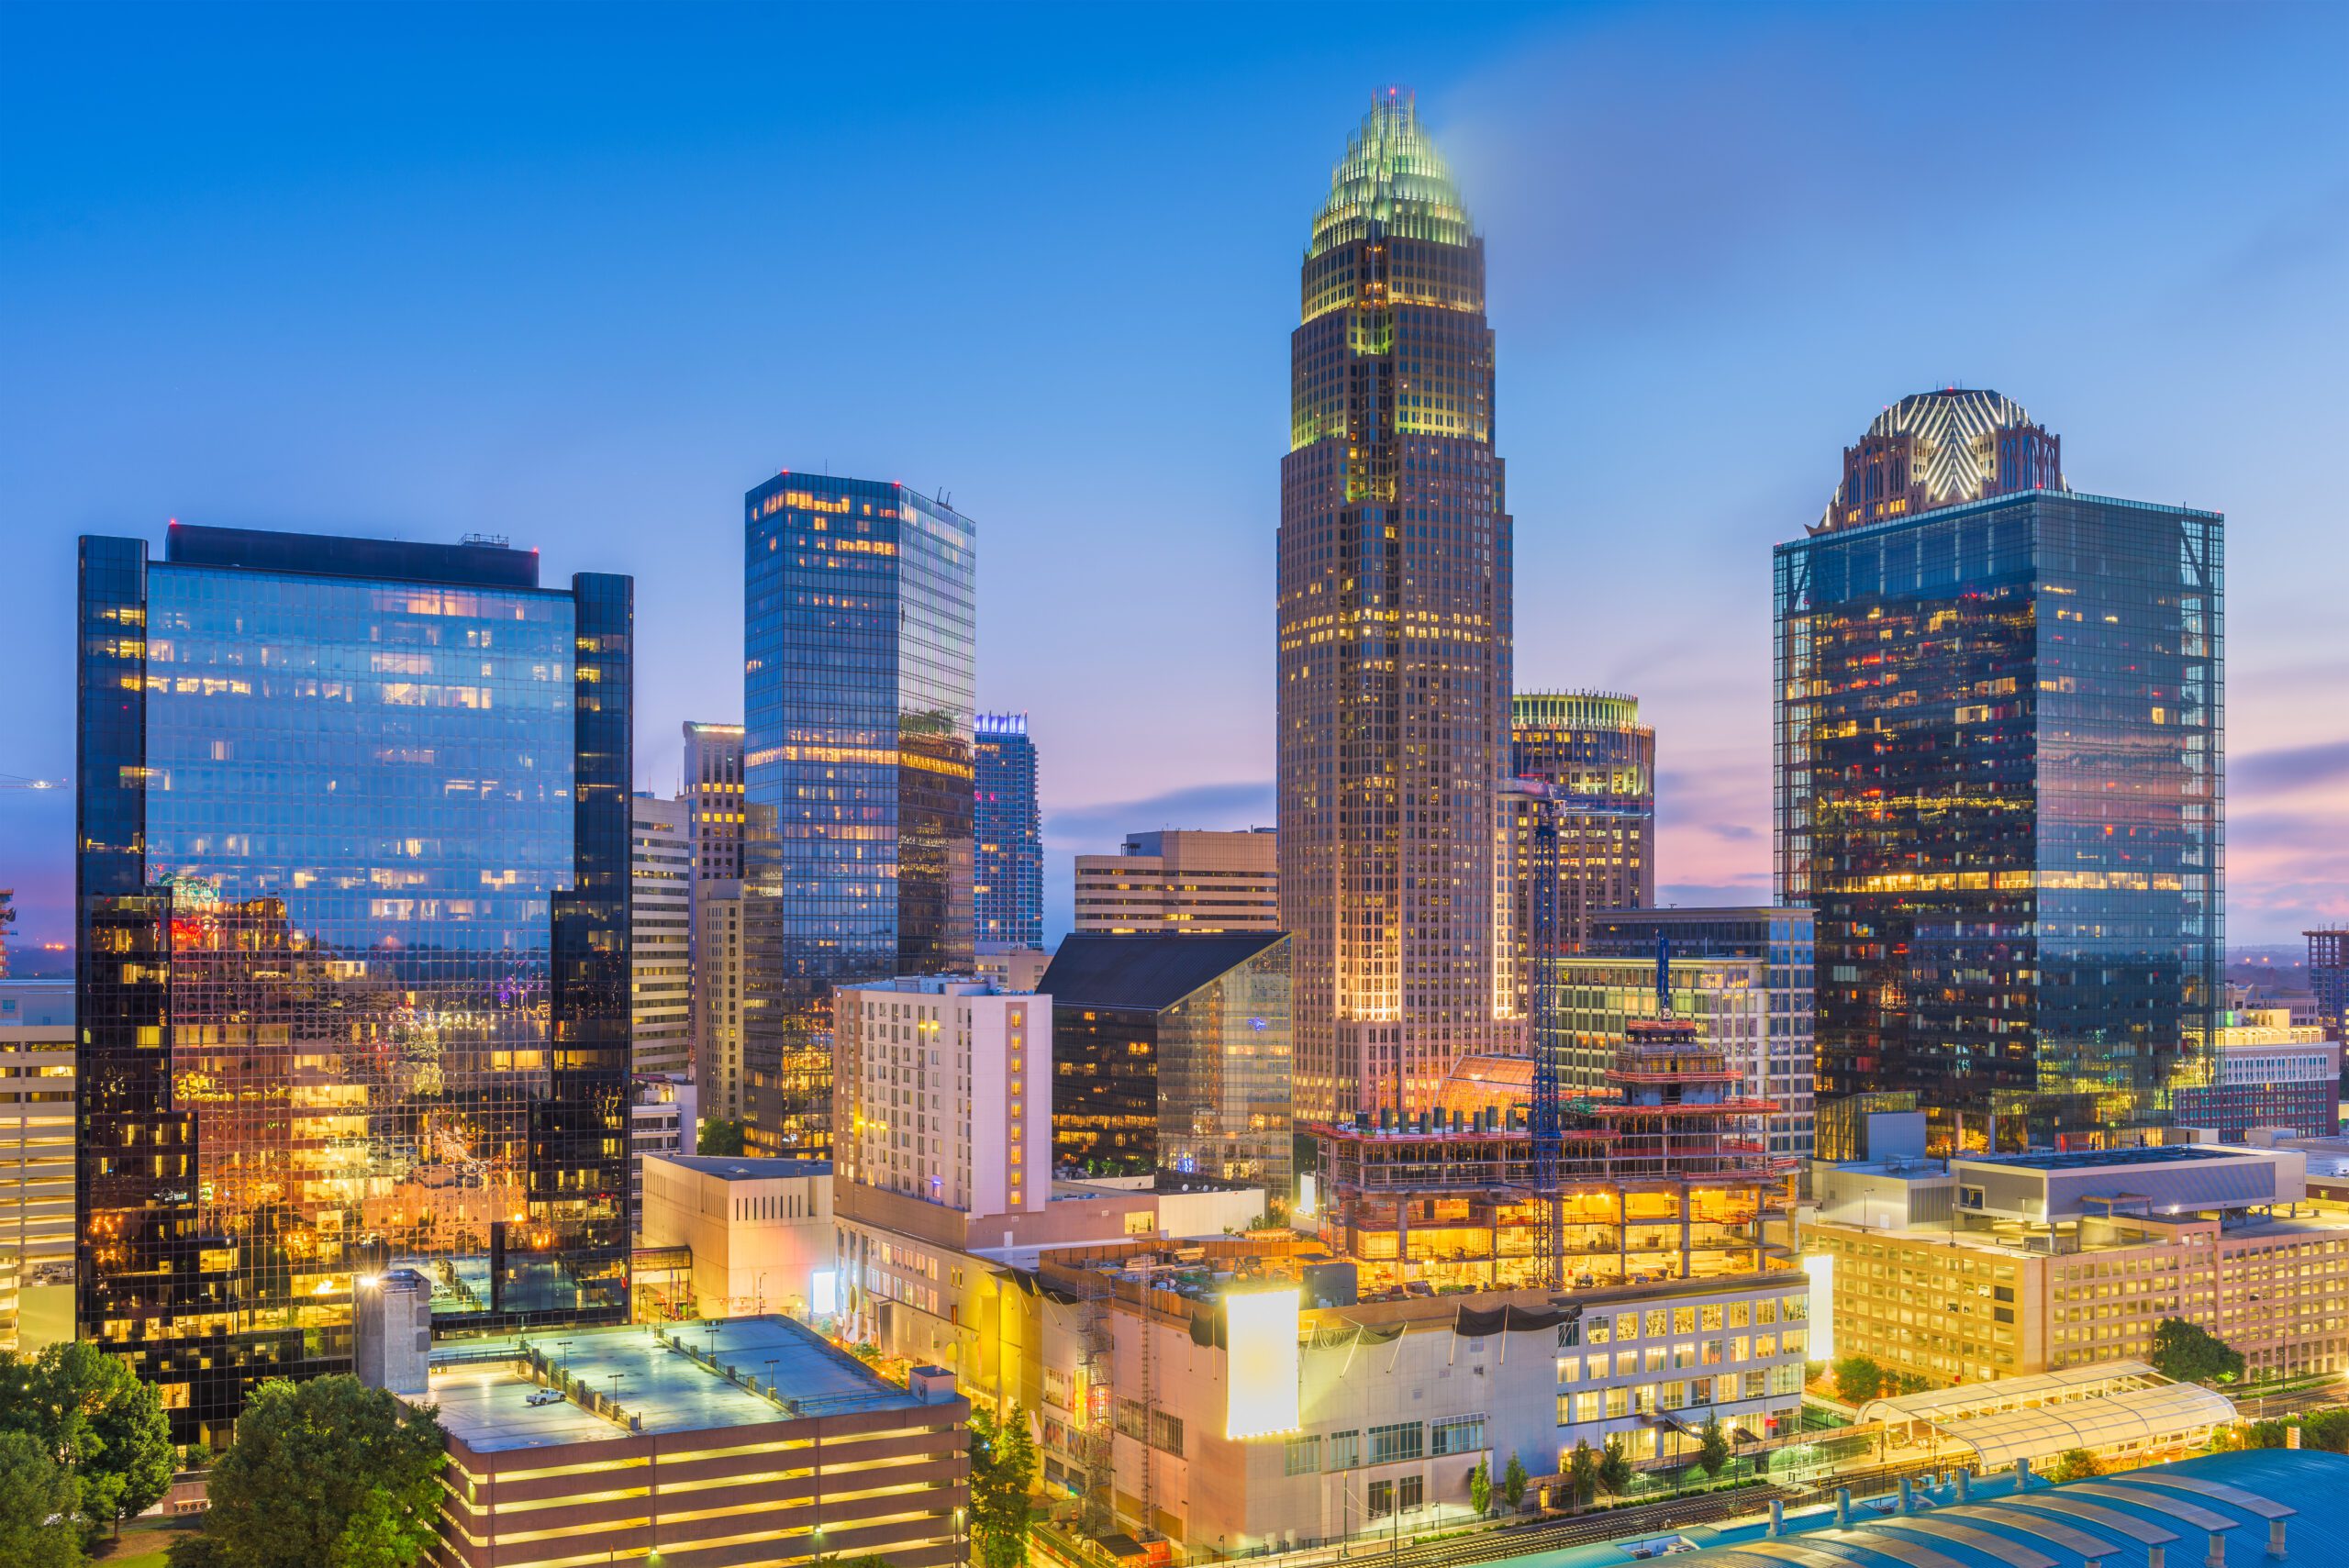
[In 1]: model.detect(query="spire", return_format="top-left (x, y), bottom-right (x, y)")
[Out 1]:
top-left (1307, 88), bottom-right (1473, 259)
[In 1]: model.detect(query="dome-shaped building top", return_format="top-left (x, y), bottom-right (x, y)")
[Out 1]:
top-left (1307, 89), bottom-right (1473, 260)
top-left (1821, 386), bottom-right (2064, 532)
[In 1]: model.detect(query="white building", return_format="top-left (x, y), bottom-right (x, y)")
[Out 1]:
top-left (834, 976), bottom-right (1050, 1218)
top-left (695, 879), bottom-right (748, 1121)
top-left (639, 1153), bottom-right (834, 1320)
top-left (0, 981), bottom-right (73, 1351)
top-left (629, 1073), bottom-right (697, 1225)
top-left (630, 795), bottom-right (693, 1077)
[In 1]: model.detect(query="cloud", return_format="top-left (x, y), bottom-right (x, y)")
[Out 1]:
top-left (2233, 740), bottom-right (2349, 796)
top-left (1043, 779), bottom-right (1275, 855)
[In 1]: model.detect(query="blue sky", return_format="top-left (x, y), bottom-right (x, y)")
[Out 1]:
top-left (3, 2), bottom-right (2344, 951)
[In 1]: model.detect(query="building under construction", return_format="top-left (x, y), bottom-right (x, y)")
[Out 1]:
top-left (1303, 1014), bottom-right (1795, 1296)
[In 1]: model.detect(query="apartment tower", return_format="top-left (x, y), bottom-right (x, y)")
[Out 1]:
top-left (1277, 91), bottom-right (1511, 1121)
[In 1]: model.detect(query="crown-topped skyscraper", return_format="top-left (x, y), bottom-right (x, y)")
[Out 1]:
top-left (1278, 91), bottom-right (1512, 1123)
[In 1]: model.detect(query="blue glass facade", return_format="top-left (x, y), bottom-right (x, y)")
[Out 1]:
top-left (1776, 490), bottom-right (2223, 1149)
top-left (974, 713), bottom-right (1042, 950)
top-left (742, 477), bottom-right (975, 1158)
top-left (76, 526), bottom-right (630, 1444)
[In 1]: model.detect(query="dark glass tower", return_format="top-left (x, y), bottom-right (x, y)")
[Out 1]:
top-left (76, 525), bottom-right (631, 1445)
top-left (974, 713), bottom-right (1042, 950)
top-left (742, 476), bottom-right (975, 1158)
top-left (1776, 392), bottom-right (2223, 1151)
top-left (1278, 91), bottom-right (1512, 1124)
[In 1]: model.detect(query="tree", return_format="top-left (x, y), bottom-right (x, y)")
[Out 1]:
top-left (1697, 1414), bottom-right (1731, 1480)
top-left (968, 1405), bottom-right (1037, 1568)
top-left (1468, 1459), bottom-right (1491, 1516)
top-left (697, 1118), bottom-right (748, 1157)
top-left (0, 1431), bottom-right (85, 1568)
top-left (2300, 1409), bottom-right (2349, 1453)
top-left (188, 1376), bottom-right (445, 1568)
top-left (2048, 1449), bottom-right (2103, 1484)
top-left (2152, 1318), bottom-right (2245, 1385)
top-left (1598, 1435), bottom-right (1633, 1495)
top-left (0, 1340), bottom-right (176, 1543)
top-left (1831, 1355), bottom-right (1885, 1404)
top-left (1501, 1451), bottom-right (1528, 1511)
top-left (1891, 1373), bottom-right (1933, 1396)
top-left (1567, 1440), bottom-right (1600, 1508)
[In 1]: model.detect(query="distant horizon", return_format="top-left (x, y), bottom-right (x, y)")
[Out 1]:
top-left (5, 4), bottom-right (2345, 951)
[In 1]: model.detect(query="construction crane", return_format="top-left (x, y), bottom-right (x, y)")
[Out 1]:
top-left (1528, 794), bottom-right (1565, 1292)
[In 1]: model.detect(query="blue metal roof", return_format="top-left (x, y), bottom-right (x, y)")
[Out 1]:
top-left (1474, 1451), bottom-right (2349, 1568)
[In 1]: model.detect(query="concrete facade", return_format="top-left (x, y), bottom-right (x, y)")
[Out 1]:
top-left (638, 1153), bottom-right (833, 1320)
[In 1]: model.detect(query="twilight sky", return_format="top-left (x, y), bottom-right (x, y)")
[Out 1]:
top-left (3, 2), bottom-right (2345, 952)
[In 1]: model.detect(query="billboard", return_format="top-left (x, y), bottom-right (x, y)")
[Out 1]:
top-left (1225, 1287), bottom-right (1302, 1439)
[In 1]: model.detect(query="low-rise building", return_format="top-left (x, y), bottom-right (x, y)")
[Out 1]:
top-left (1809, 1136), bottom-right (2349, 1386)
top-left (412, 1317), bottom-right (966, 1568)
top-left (638, 1153), bottom-right (833, 1321)
top-left (1031, 1239), bottom-right (1808, 1552)
top-left (2175, 1007), bottom-right (2339, 1140)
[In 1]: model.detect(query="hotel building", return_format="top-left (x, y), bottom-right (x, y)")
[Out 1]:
top-left (1776, 389), bottom-right (2223, 1149)
top-left (76, 524), bottom-right (631, 1444)
top-left (743, 477), bottom-right (976, 1158)
top-left (1074, 828), bottom-right (1279, 936)
top-left (2173, 1008), bottom-right (2338, 1140)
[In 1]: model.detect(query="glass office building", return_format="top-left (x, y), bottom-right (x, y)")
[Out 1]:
top-left (1776, 393), bottom-right (2223, 1150)
top-left (742, 476), bottom-right (975, 1158)
top-left (1039, 933), bottom-right (1293, 1188)
top-left (974, 713), bottom-right (1043, 950)
top-left (76, 525), bottom-right (631, 1445)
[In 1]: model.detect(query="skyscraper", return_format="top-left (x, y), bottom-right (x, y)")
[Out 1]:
top-left (1512, 690), bottom-right (1663, 972)
top-left (974, 713), bottom-right (1042, 950)
top-left (1278, 91), bottom-right (1512, 1123)
top-left (1073, 828), bottom-right (1279, 935)
top-left (77, 525), bottom-right (631, 1444)
top-left (1776, 391), bottom-right (2223, 1151)
top-left (629, 794), bottom-right (692, 1076)
top-left (742, 475), bottom-right (976, 1158)
top-left (681, 721), bottom-right (746, 884)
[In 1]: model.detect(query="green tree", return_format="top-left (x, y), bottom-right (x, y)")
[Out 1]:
top-left (2152, 1318), bottom-right (2245, 1385)
top-left (1501, 1451), bottom-right (1528, 1510)
top-left (1697, 1414), bottom-right (1731, 1480)
top-left (2048, 1449), bottom-right (2103, 1483)
top-left (2300, 1409), bottom-right (2349, 1453)
top-left (0, 1340), bottom-right (176, 1542)
top-left (1468, 1459), bottom-right (1491, 1515)
top-left (187, 1376), bottom-right (445, 1568)
top-left (0, 1430), bottom-right (85, 1568)
top-left (1831, 1355), bottom-right (1885, 1404)
top-left (1598, 1435), bottom-right (1633, 1495)
top-left (697, 1118), bottom-right (748, 1157)
top-left (968, 1405), bottom-right (1037, 1568)
top-left (1566, 1440), bottom-right (1600, 1508)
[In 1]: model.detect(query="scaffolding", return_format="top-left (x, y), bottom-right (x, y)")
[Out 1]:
top-left (1072, 1268), bottom-right (1116, 1537)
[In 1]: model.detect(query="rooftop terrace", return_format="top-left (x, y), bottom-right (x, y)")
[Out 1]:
top-left (422, 1316), bottom-right (920, 1453)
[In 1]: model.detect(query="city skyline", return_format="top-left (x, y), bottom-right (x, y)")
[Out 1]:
top-left (5, 4), bottom-right (2347, 952)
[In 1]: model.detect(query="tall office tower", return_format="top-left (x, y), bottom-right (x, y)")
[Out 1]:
top-left (1511, 691), bottom-right (1655, 924)
top-left (1277, 91), bottom-right (1512, 1121)
top-left (694, 880), bottom-right (747, 1121)
top-left (629, 795), bottom-right (693, 1076)
top-left (77, 525), bottom-right (630, 1444)
top-left (2310, 930), bottom-right (2349, 1042)
top-left (1776, 391), bottom-right (2223, 1151)
top-left (743, 476), bottom-right (976, 1158)
top-left (682, 721), bottom-right (746, 883)
top-left (1073, 828), bottom-right (1280, 935)
top-left (974, 713), bottom-right (1043, 950)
